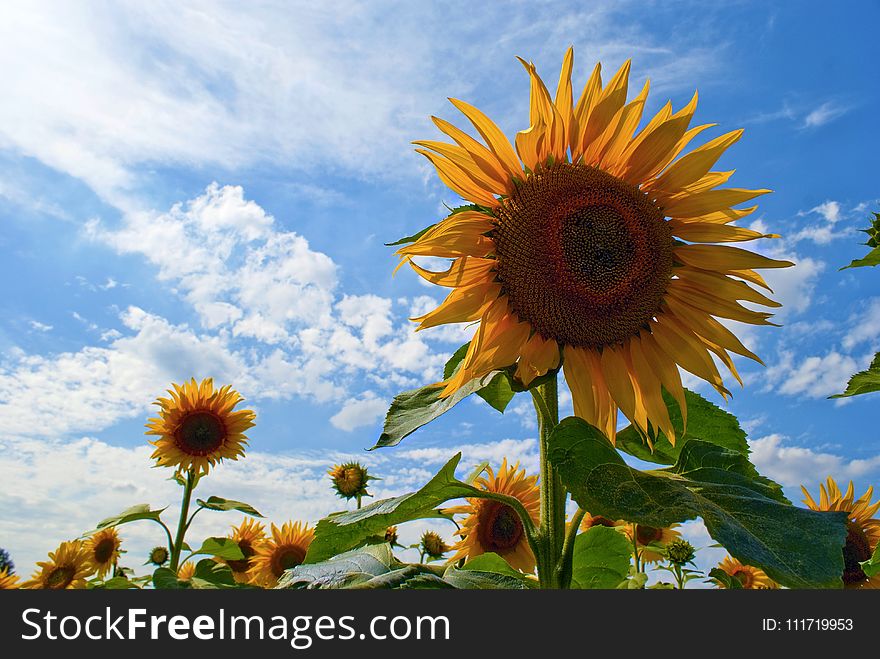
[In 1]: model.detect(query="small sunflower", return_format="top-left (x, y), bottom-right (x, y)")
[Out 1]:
top-left (146, 377), bottom-right (256, 476)
top-left (624, 523), bottom-right (681, 563)
top-left (221, 518), bottom-right (266, 584)
top-left (0, 568), bottom-right (19, 589)
top-left (85, 527), bottom-right (122, 579)
top-left (177, 562), bottom-right (196, 582)
top-left (23, 540), bottom-right (94, 590)
top-left (420, 531), bottom-right (451, 559)
top-left (802, 477), bottom-right (880, 589)
top-left (397, 48), bottom-right (791, 444)
top-left (148, 546), bottom-right (169, 566)
top-left (447, 459), bottom-right (540, 572)
top-left (384, 526), bottom-right (400, 547)
top-left (665, 538), bottom-right (696, 566)
top-left (248, 522), bottom-right (315, 588)
top-left (328, 462), bottom-right (375, 501)
top-left (714, 556), bottom-right (778, 589)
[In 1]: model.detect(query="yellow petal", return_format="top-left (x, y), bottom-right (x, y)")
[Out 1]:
top-left (662, 296), bottom-right (763, 364)
top-left (514, 333), bottom-right (560, 387)
top-left (554, 46), bottom-right (575, 152)
top-left (595, 79), bottom-right (650, 171)
top-left (412, 280), bottom-right (500, 330)
top-left (676, 267), bottom-right (781, 308)
top-left (667, 206), bottom-right (757, 226)
top-left (650, 316), bottom-right (728, 397)
top-left (413, 140), bottom-right (508, 195)
top-left (651, 129), bottom-right (744, 194)
top-left (663, 188), bottom-right (771, 218)
top-left (668, 219), bottom-right (778, 243)
top-left (563, 346), bottom-right (618, 443)
top-left (628, 338), bottom-right (676, 442)
top-left (637, 331), bottom-right (688, 430)
top-left (570, 61), bottom-right (602, 158)
top-left (431, 115), bottom-right (511, 188)
top-left (623, 91), bottom-right (698, 184)
top-left (449, 98), bottom-right (523, 179)
top-left (415, 148), bottom-right (499, 206)
top-left (408, 256), bottom-right (496, 288)
top-left (667, 282), bottom-right (776, 325)
top-left (599, 345), bottom-right (639, 428)
top-left (577, 60), bottom-right (632, 162)
top-left (674, 244), bottom-right (793, 271)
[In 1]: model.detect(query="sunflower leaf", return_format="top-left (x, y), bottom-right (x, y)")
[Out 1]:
top-left (372, 371), bottom-right (504, 449)
top-left (152, 567), bottom-right (190, 590)
top-left (443, 342), bottom-right (516, 413)
top-left (280, 544), bottom-right (395, 588)
top-left (615, 388), bottom-right (748, 465)
top-left (550, 417), bottom-right (848, 588)
top-left (570, 526), bottom-right (633, 589)
top-left (384, 223), bottom-right (437, 247)
top-left (441, 568), bottom-right (530, 589)
top-left (860, 543), bottom-right (880, 578)
top-left (306, 454), bottom-right (477, 562)
top-left (196, 496), bottom-right (264, 517)
top-left (707, 567), bottom-right (743, 589)
top-left (96, 504), bottom-right (167, 529)
top-left (190, 559), bottom-right (249, 589)
top-left (189, 537), bottom-right (244, 561)
top-left (829, 351), bottom-right (880, 398)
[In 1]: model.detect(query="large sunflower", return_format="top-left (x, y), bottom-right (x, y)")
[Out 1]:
top-left (397, 48), bottom-right (791, 442)
top-left (85, 527), bottom-right (122, 580)
top-left (446, 459), bottom-right (540, 572)
top-left (0, 568), bottom-right (19, 589)
top-left (221, 518), bottom-right (266, 584)
top-left (22, 540), bottom-right (94, 589)
top-left (146, 377), bottom-right (256, 475)
top-left (714, 555), bottom-right (778, 589)
top-left (802, 477), bottom-right (880, 589)
top-left (248, 522), bottom-right (315, 588)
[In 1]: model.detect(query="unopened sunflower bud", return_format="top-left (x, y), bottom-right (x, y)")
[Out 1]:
top-left (420, 531), bottom-right (450, 559)
top-left (328, 462), bottom-right (374, 500)
top-left (148, 546), bottom-right (169, 566)
top-left (665, 538), bottom-right (696, 565)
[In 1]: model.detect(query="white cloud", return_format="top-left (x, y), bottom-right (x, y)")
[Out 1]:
top-left (28, 320), bottom-right (52, 332)
top-left (791, 200), bottom-right (851, 244)
top-left (842, 297), bottom-right (880, 350)
top-left (802, 101), bottom-right (848, 128)
top-left (330, 392), bottom-right (388, 432)
top-left (750, 434), bottom-right (880, 489)
top-left (764, 349), bottom-right (861, 399)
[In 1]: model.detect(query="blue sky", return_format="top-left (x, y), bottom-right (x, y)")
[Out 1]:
top-left (1, 1), bottom-right (878, 580)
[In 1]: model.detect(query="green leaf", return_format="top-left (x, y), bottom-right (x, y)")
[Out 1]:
top-left (460, 553), bottom-right (536, 587)
top-left (441, 567), bottom-right (530, 589)
top-left (476, 372), bottom-right (516, 413)
top-left (190, 559), bottom-right (246, 589)
top-left (443, 343), bottom-right (470, 379)
top-left (860, 543), bottom-right (880, 578)
top-left (152, 567), bottom-right (190, 590)
top-left (570, 526), bottom-right (633, 589)
top-left (189, 537), bottom-right (244, 561)
top-left (306, 454), bottom-right (477, 562)
top-left (96, 504), bottom-right (166, 529)
top-left (372, 372), bottom-right (503, 449)
top-left (89, 576), bottom-right (141, 590)
top-left (616, 389), bottom-right (748, 465)
top-left (830, 352), bottom-right (880, 398)
top-left (349, 566), bottom-right (455, 590)
top-left (280, 544), bottom-right (395, 589)
top-left (550, 417), bottom-right (848, 588)
top-left (196, 496), bottom-right (263, 517)
top-left (708, 567), bottom-right (743, 589)
top-left (841, 248), bottom-right (880, 269)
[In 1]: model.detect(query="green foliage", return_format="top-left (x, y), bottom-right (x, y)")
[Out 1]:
top-left (570, 526), bottom-right (633, 589)
top-left (384, 223), bottom-right (438, 247)
top-left (549, 417), bottom-right (848, 588)
top-left (96, 504), bottom-right (166, 529)
top-left (616, 389), bottom-right (748, 465)
top-left (708, 567), bottom-right (743, 589)
top-left (306, 454), bottom-right (477, 562)
top-left (840, 211), bottom-right (880, 270)
top-left (860, 543), bottom-right (880, 578)
top-left (195, 496), bottom-right (263, 517)
top-left (441, 567), bottom-right (530, 589)
top-left (830, 352), bottom-right (880, 398)
top-left (152, 567), bottom-right (189, 590)
top-left (189, 537), bottom-right (244, 561)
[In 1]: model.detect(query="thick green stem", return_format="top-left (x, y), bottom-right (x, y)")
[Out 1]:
top-left (558, 508), bottom-right (586, 588)
top-left (531, 376), bottom-right (566, 588)
top-left (169, 469), bottom-right (196, 573)
top-left (631, 523), bottom-right (641, 574)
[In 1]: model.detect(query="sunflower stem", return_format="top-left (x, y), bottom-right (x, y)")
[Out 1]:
top-left (531, 375), bottom-right (566, 588)
top-left (631, 523), bottom-right (641, 574)
top-left (558, 508), bottom-right (586, 588)
top-left (169, 469), bottom-right (197, 573)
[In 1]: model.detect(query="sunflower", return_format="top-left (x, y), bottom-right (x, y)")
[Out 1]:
top-left (221, 518), bottom-right (266, 584)
top-left (177, 562), bottom-right (196, 582)
top-left (446, 459), bottom-right (540, 572)
top-left (420, 531), bottom-right (451, 559)
top-left (579, 512), bottom-right (622, 531)
top-left (397, 48), bottom-right (791, 443)
top-left (802, 477), bottom-right (880, 589)
top-left (85, 527), bottom-right (122, 580)
top-left (148, 546), bottom-right (169, 566)
top-left (623, 523), bottom-right (681, 563)
top-left (248, 522), bottom-right (315, 588)
top-left (328, 462), bottom-right (374, 501)
top-left (0, 568), bottom-right (19, 589)
top-left (22, 540), bottom-right (94, 589)
top-left (715, 556), bottom-right (778, 589)
top-left (146, 377), bottom-right (256, 475)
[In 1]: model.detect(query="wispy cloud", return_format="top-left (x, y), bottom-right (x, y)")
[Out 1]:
top-left (802, 101), bottom-right (849, 128)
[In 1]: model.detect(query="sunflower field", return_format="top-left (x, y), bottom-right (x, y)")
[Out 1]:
top-left (2, 46), bottom-right (879, 594)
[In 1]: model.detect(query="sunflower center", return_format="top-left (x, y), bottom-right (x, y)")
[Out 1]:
top-left (493, 162), bottom-right (673, 348)
top-left (46, 565), bottom-right (75, 589)
top-left (93, 538), bottom-right (116, 564)
top-left (271, 545), bottom-right (307, 578)
top-left (635, 524), bottom-right (663, 546)
top-left (842, 519), bottom-right (872, 585)
top-left (174, 411), bottom-right (226, 456)
top-left (479, 502), bottom-right (524, 553)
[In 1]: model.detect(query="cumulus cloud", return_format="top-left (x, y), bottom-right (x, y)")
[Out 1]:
top-left (330, 392), bottom-right (388, 432)
top-left (763, 349), bottom-right (861, 399)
